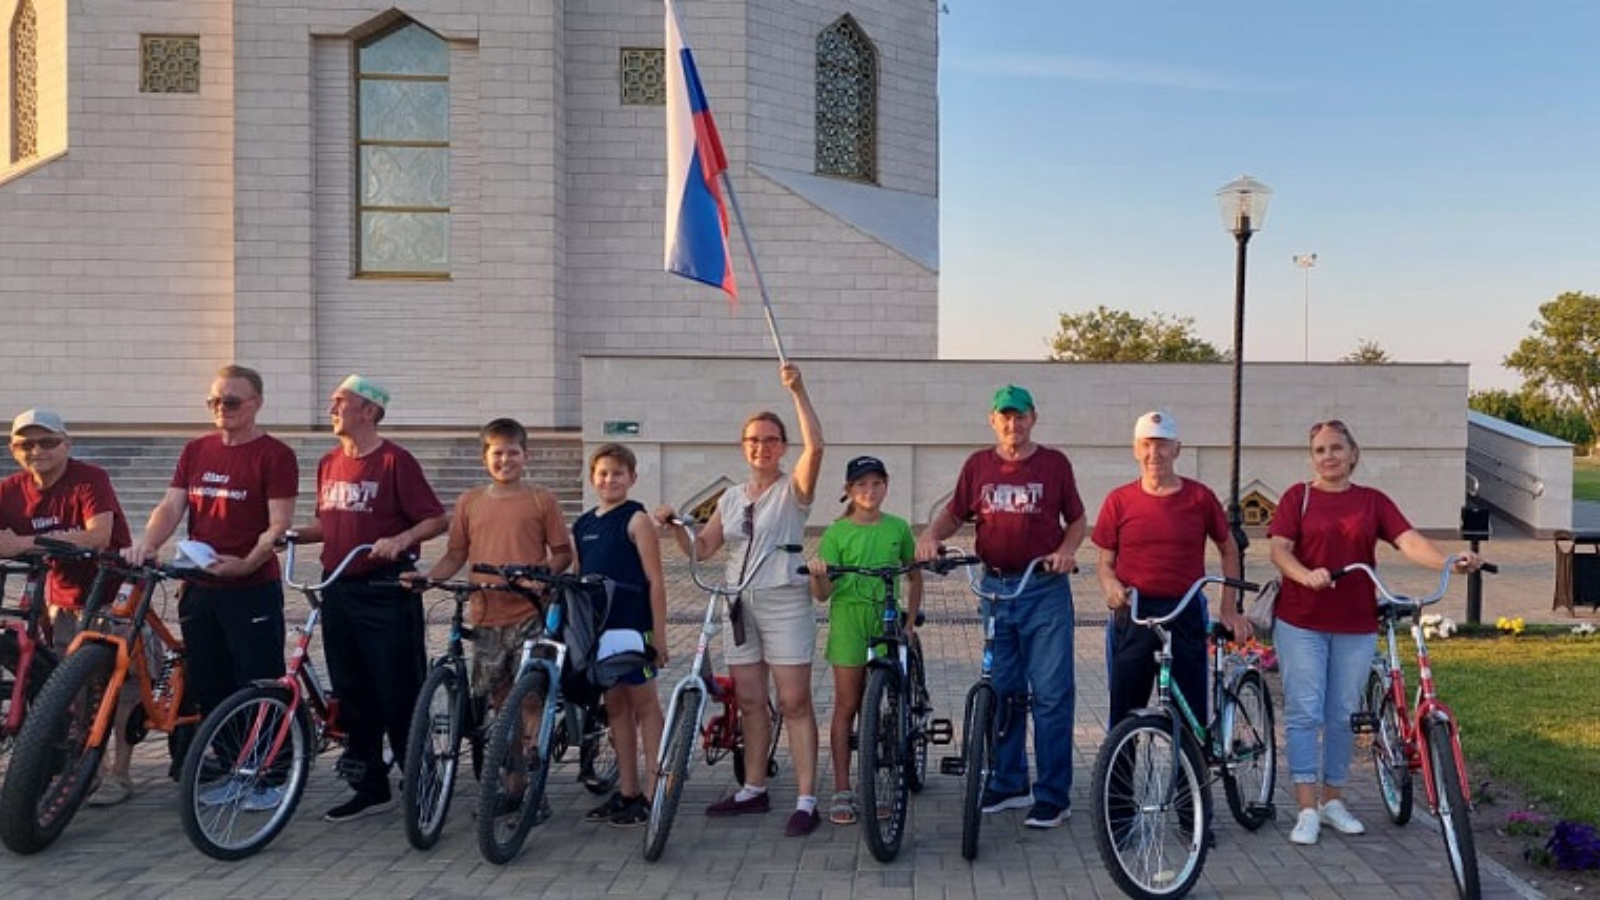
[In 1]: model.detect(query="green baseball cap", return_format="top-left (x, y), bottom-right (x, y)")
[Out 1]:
top-left (337, 374), bottom-right (390, 410)
top-left (991, 384), bottom-right (1034, 413)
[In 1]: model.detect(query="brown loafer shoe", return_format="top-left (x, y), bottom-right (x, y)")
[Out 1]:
top-left (706, 791), bottom-right (771, 817)
top-left (784, 808), bottom-right (820, 837)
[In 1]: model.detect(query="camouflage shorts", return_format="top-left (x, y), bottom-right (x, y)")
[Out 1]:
top-left (470, 618), bottom-right (540, 698)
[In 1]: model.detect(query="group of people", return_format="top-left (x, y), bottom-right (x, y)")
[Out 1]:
top-left (0, 361), bottom-right (1483, 849)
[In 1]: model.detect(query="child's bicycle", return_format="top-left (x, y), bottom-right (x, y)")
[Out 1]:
top-left (176, 534), bottom-right (371, 860)
top-left (468, 563), bottom-right (620, 864)
top-left (643, 515), bottom-right (794, 862)
top-left (0, 550), bottom-right (204, 854)
top-left (797, 549), bottom-right (966, 862)
top-left (397, 575), bottom-right (493, 850)
top-left (1088, 574), bottom-right (1276, 899)
top-left (0, 537), bottom-right (90, 757)
top-left (1345, 557), bottom-right (1495, 900)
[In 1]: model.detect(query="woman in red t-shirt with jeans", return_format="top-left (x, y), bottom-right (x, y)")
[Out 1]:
top-left (1267, 419), bottom-right (1482, 847)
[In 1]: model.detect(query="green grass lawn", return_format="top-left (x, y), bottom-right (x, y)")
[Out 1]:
top-left (1428, 636), bottom-right (1600, 824)
top-left (1577, 457), bottom-right (1600, 503)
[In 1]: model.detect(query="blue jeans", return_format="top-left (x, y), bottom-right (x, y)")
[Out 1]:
top-left (1274, 618), bottom-right (1374, 787)
top-left (984, 572), bottom-right (1075, 809)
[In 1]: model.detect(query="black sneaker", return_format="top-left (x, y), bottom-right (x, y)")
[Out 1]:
top-left (585, 791), bottom-right (629, 823)
top-left (1023, 801), bottom-right (1070, 829)
top-left (980, 787), bottom-right (1032, 814)
top-left (607, 795), bottom-right (650, 828)
top-left (324, 792), bottom-right (394, 823)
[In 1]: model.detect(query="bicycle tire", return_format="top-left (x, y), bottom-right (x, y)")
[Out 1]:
top-left (1367, 670), bottom-right (1413, 825)
top-left (1220, 667), bottom-right (1276, 830)
top-left (859, 666), bottom-right (908, 863)
top-left (732, 697), bottom-right (783, 785)
top-left (1090, 713), bottom-right (1211, 899)
top-left (643, 688), bottom-right (700, 862)
top-left (959, 682), bottom-right (994, 861)
top-left (1424, 717), bottom-right (1480, 899)
top-left (178, 684), bottom-right (312, 861)
top-left (0, 631), bottom-right (57, 754)
top-left (0, 641), bottom-right (113, 854)
top-left (478, 668), bottom-right (552, 865)
top-left (906, 635), bottom-right (930, 793)
top-left (404, 664), bottom-right (466, 850)
top-left (578, 700), bottom-right (619, 795)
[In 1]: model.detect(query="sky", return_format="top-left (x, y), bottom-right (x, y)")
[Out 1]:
top-left (935, 1), bottom-right (1600, 389)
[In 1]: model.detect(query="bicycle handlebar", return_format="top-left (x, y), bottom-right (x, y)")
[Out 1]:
top-left (1329, 555), bottom-right (1492, 612)
top-left (1126, 575), bottom-right (1261, 628)
top-left (471, 563), bottom-right (610, 595)
top-left (964, 555), bottom-right (1058, 601)
top-left (664, 516), bottom-right (802, 597)
top-left (282, 535), bottom-right (374, 593)
top-left (797, 547), bottom-right (981, 580)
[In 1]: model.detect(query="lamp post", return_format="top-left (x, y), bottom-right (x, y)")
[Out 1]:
top-left (1294, 253), bottom-right (1318, 361)
top-left (1216, 175), bottom-right (1273, 557)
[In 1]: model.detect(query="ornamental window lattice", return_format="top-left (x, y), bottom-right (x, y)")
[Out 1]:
top-left (10, 0), bottom-right (37, 163)
top-left (620, 48), bottom-right (665, 106)
top-left (815, 16), bottom-right (875, 183)
top-left (356, 20), bottom-right (450, 276)
top-left (140, 35), bottom-right (201, 94)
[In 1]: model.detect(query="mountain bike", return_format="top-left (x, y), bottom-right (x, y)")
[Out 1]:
top-left (176, 535), bottom-right (371, 861)
top-left (798, 549), bottom-right (966, 862)
top-left (0, 537), bottom-right (88, 757)
top-left (398, 575), bottom-right (492, 850)
top-left (0, 550), bottom-right (203, 853)
top-left (467, 563), bottom-right (618, 864)
top-left (643, 515), bottom-right (796, 862)
top-left (1088, 573), bottom-right (1274, 899)
top-left (1346, 558), bottom-right (1495, 900)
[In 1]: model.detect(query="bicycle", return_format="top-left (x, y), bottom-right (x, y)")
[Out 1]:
top-left (0, 537), bottom-right (89, 757)
top-left (467, 563), bottom-right (620, 864)
top-left (398, 575), bottom-right (493, 851)
top-left (1088, 573), bottom-right (1275, 899)
top-left (175, 534), bottom-right (371, 861)
top-left (0, 549), bottom-right (203, 854)
top-left (797, 549), bottom-right (965, 862)
top-left (1346, 558), bottom-right (1495, 900)
top-left (642, 515), bottom-right (795, 862)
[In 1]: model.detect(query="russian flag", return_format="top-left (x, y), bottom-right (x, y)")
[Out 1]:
top-left (664, 0), bottom-right (737, 300)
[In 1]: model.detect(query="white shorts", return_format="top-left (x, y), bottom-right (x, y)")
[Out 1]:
top-left (723, 583), bottom-right (816, 667)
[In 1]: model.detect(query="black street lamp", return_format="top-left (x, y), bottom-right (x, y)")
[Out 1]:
top-left (1216, 175), bottom-right (1273, 557)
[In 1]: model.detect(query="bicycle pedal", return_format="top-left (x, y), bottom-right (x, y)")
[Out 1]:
top-left (939, 756), bottom-right (966, 776)
top-left (1247, 802), bottom-right (1276, 820)
top-left (926, 718), bottom-right (954, 745)
top-left (1349, 711), bottom-right (1377, 734)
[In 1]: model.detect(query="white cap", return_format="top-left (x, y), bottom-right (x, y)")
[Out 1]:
top-left (11, 408), bottom-right (67, 436)
top-left (1134, 410), bottom-right (1179, 441)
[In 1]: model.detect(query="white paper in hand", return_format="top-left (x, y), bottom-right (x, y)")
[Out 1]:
top-left (174, 540), bottom-right (218, 569)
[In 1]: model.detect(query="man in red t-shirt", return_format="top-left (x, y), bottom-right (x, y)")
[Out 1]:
top-left (1093, 411), bottom-right (1247, 728)
top-left (292, 375), bottom-right (447, 823)
top-left (125, 366), bottom-right (299, 730)
top-left (916, 384), bottom-right (1085, 830)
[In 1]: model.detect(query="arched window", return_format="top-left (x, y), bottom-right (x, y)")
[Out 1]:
top-left (10, 0), bottom-right (38, 164)
top-left (356, 19), bottom-right (450, 276)
top-left (815, 16), bottom-right (876, 183)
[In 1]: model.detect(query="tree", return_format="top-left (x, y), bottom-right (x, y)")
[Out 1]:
top-left (1469, 387), bottom-right (1594, 450)
top-left (1504, 291), bottom-right (1600, 455)
top-left (1340, 339), bottom-right (1392, 364)
top-left (1046, 305), bottom-right (1224, 362)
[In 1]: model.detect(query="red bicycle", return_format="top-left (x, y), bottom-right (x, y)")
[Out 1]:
top-left (0, 537), bottom-right (91, 755)
top-left (1345, 557), bottom-right (1495, 900)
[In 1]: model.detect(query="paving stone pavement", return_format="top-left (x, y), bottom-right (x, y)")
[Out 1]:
top-left (0, 528), bottom-right (1583, 899)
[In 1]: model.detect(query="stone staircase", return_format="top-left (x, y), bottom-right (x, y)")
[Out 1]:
top-left (68, 432), bottom-right (586, 525)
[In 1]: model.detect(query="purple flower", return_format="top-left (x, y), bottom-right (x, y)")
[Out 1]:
top-left (1545, 820), bottom-right (1600, 870)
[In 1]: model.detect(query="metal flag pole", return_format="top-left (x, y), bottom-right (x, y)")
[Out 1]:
top-left (718, 170), bottom-right (788, 365)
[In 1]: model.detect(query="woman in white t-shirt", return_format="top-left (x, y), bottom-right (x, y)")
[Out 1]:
top-left (656, 362), bottom-right (825, 836)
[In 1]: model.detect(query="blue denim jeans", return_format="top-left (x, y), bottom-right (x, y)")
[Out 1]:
top-left (1274, 618), bottom-right (1375, 787)
top-left (984, 572), bottom-right (1075, 809)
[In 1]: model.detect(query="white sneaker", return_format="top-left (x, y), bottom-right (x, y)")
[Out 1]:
top-left (1289, 808), bottom-right (1320, 845)
top-left (1319, 799), bottom-right (1366, 835)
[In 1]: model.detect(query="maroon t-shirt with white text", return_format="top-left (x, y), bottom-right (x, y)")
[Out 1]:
top-left (945, 445), bottom-right (1085, 573)
top-left (315, 441), bottom-right (445, 578)
top-left (170, 433), bottom-right (299, 587)
top-left (0, 459), bottom-right (132, 609)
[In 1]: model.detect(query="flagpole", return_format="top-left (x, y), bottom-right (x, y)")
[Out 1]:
top-left (718, 171), bottom-right (788, 365)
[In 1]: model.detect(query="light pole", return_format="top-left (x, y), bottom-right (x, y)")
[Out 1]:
top-left (1216, 175), bottom-right (1273, 557)
top-left (1294, 253), bottom-right (1318, 361)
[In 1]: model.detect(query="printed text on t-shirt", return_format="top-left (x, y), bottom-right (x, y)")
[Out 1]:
top-left (321, 481), bottom-right (380, 513)
top-left (980, 483), bottom-right (1044, 514)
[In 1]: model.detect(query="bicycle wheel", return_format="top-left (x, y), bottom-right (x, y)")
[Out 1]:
top-left (906, 635), bottom-right (930, 793)
top-left (1091, 714), bottom-right (1211, 899)
top-left (403, 664), bottom-right (466, 850)
top-left (178, 684), bottom-right (313, 861)
top-left (644, 688), bottom-right (700, 862)
top-left (732, 696), bottom-right (782, 785)
top-left (1424, 717), bottom-right (1480, 899)
top-left (1367, 670), bottom-right (1413, 825)
top-left (0, 642), bottom-right (113, 854)
top-left (578, 701), bottom-right (619, 795)
top-left (960, 683), bottom-right (995, 861)
top-left (478, 668), bottom-right (552, 865)
top-left (0, 631), bottom-right (56, 756)
top-left (1220, 667), bottom-right (1276, 830)
top-left (859, 666), bottom-right (908, 862)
